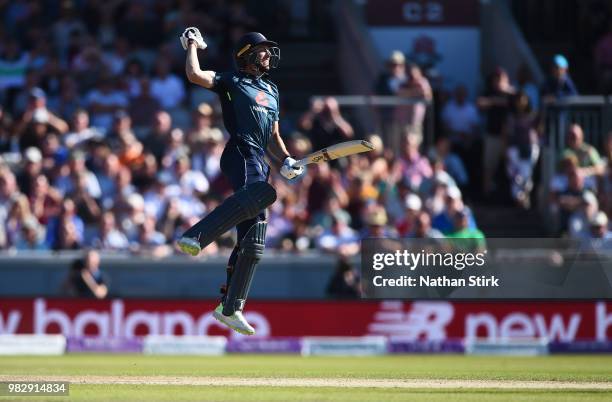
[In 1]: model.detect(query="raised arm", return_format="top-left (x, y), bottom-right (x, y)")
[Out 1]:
top-left (180, 27), bottom-right (215, 89)
top-left (185, 42), bottom-right (216, 89)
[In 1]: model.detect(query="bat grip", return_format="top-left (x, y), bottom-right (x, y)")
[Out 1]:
top-left (293, 159), bottom-right (307, 168)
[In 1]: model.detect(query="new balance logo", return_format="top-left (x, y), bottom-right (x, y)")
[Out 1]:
top-left (367, 301), bottom-right (454, 340)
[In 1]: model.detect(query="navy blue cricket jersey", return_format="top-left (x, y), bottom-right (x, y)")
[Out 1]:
top-left (212, 71), bottom-right (279, 153)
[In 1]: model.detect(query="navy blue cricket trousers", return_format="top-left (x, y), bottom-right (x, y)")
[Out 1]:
top-left (219, 139), bottom-right (270, 265)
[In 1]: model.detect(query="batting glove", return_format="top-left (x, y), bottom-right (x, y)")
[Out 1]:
top-left (280, 157), bottom-right (305, 180)
top-left (180, 27), bottom-right (207, 50)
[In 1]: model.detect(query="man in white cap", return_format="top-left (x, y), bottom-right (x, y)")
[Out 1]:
top-left (16, 147), bottom-right (43, 195)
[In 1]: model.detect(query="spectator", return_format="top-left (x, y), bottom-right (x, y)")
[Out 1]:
top-left (12, 69), bottom-right (42, 117)
top-left (71, 44), bottom-right (107, 94)
top-left (396, 131), bottom-right (432, 190)
top-left (117, 193), bottom-right (146, 241)
top-left (106, 110), bottom-right (134, 152)
top-left (395, 193), bottom-right (422, 236)
top-left (407, 210), bottom-right (444, 238)
top-left (63, 109), bottom-right (102, 149)
top-left (144, 110), bottom-right (173, 163)
top-left (150, 60), bottom-right (185, 110)
top-left (517, 64), bottom-right (540, 112)
top-left (551, 154), bottom-right (597, 195)
top-left (16, 87), bottom-right (69, 151)
top-left (569, 191), bottom-right (600, 240)
top-left (311, 194), bottom-right (352, 231)
top-left (361, 205), bottom-right (396, 238)
top-left (541, 54), bottom-right (578, 101)
top-left (46, 197), bottom-right (84, 249)
top-left (132, 152), bottom-right (159, 191)
top-left (86, 75), bottom-right (128, 131)
top-left (161, 128), bottom-right (190, 169)
top-left (128, 78), bottom-right (161, 132)
top-left (89, 211), bottom-right (128, 251)
top-left (40, 132), bottom-right (68, 172)
top-left (346, 174), bottom-right (379, 229)
top-left (589, 211), bottom-right (612, 241)
top-left (374, 51), bottom-right (407, 95)
top-left (505, 92), bottom-right (540, 208)
top-left (17, 147), bottom-right (44, 195)
top-left (157, 197), bottom-right (185, 242)
top-left (427, 136), bottom-right (468, 191)
top-left (4, 194), bottom-right (35, 247)
top-left (0, 169), bottom-right (20, 248)
top-left (326, 257), bottom-right (360, 298)
top-left (102, 37), bottom-right (131, 77)
top-left (63, 250), bottom-right (108, 299)
top-left (187, 102), bottom-right (225, 146)
top-left (307, 97), bottom-right (354, 151)
top-left (55, 76), bottom-right (83, 121)
top-left (96, 153), bottom-right (121, 207)
top-left (441, 84), bottom-right (479, 146)
top-left (15, 217), bottom-right (47, 251)
top-left (0, 105), bottom-right (15, 153)
top-left (478, 67), bottom-right (515, 196)
top-left (54, 151), bottom-right (101, 198)
top-left (267, 195), bottom-right (298, 248)
top-left (69, 172), bottom-right (102, 230)
top-left (561, 124), bottom-right (604, 177)
top-left (446, 210), bottom-right (486, 251)
top-left (28, 174), bottom-right (62, 225)
top-left (432, 186), bottom-right (477, 235)
top-left (393, 63), bottom-right (432, 143)
top-left (113, 167), bottom-right (137, 206)
top-left (116, 131), bottom-right (145, 169)
top-left (316, 215), bottom-right (359, 257)
top-left (132, 215), bottom-right (171, 257)
top-left (123, 59), bottom-right (146, 98)
top-left (190, 130), bottom-right (225, 182)
top-left (306, 163), bottom-right (349, 216)
top-left (160, 154), bottom-right (209, 198)
top-left (54, 214), bottom-right (82, 251)
top-left (553, 165), bottom-right (590, 234)
top-left (297, 98), bottom-right (324, 133)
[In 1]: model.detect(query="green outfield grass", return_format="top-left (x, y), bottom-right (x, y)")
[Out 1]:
top-left (0, 355), bottom-right (611, 401)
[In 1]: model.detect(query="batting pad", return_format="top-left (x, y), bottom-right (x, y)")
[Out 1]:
top-left (181, 182), bottom-right (276, 250)
top-left (223, 221), bottom-right (267, 315)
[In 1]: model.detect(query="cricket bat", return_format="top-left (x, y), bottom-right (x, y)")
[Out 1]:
top-left (294, 140), bottom-right (375, 168)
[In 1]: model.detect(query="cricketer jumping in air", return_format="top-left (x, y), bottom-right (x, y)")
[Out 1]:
top-left (176, 28), bottom-right (305, 335)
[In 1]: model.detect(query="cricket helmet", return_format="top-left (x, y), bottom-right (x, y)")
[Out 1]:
top-left (235, 32), bottom-right (280, 71)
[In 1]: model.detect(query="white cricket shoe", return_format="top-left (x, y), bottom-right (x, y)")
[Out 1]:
top-left (213, 303), bottom-right (255, 335)
top-left (177, 237), bottom-right (201, 256)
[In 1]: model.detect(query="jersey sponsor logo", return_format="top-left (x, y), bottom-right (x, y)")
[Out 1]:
top-left (255, 91), bottom-right (269, 106)
top-left (251, 105), bottom-right (267, 113)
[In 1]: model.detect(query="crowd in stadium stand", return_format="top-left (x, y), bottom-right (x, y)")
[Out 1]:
top-left (0, 0), bottom-right (611, 268)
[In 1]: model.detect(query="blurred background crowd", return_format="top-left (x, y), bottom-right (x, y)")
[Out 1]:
top-left (0, 0), bottom-right (611, 300)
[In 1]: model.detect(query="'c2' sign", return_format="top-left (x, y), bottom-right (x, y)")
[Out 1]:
top-left (403, 2), bottom-right (444, 23)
